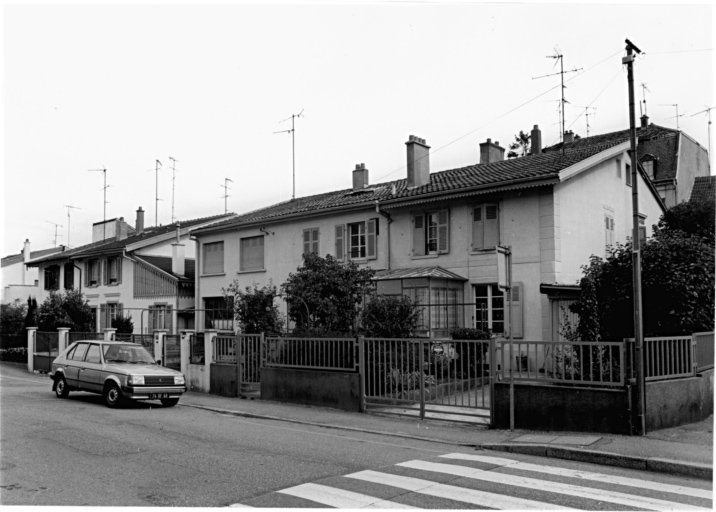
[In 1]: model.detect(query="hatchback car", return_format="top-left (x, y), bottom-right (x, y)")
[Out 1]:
top-left (50, 340), bottom-right (187, 408)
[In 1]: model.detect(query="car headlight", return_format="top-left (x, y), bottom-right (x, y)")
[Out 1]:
top-left (128, 375), bottom-right (145, 386)
top-left (174, 375), bottom-right (185, 385)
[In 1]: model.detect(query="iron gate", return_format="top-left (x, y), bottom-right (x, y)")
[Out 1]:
top-left (361, 337), bottom-right (493, 425)
top-left (163, 335), bottom-right (181, 370)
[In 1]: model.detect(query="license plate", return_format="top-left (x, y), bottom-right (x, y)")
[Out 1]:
top-left (149, 393), bottom-right (170, 399)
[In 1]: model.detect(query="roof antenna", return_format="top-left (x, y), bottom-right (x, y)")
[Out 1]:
top-left (169, 157), bottom-right (179, 223)
top-left (659, 103), bottom-right (684, 130)
top-left (274, 109), bottom-right (305, 200)
top-left (691, 106), bottom-right (714, 159)
top-left (533, 47), bottom-right (583, 153)
top-left (221, 178), bottom-right (234, 214)
top-left (573, 106), bottom-right (597, 137)
top-left (154, 159), bottom-right (163, 226)
top-left (641, 83), bottom-right (650, 118)
top-left (88, 168), bottom-right (109, 239)
top-left (46, 220), bottom-right (63, 247)
top-left (63, 205), bottom-right (81, 248)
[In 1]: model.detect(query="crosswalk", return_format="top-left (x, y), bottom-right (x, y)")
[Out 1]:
top-left (231, 452), bottom-right (713, 510)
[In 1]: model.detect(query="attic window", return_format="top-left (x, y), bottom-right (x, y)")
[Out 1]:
top-left (641, 157), bottom-right (656, 179)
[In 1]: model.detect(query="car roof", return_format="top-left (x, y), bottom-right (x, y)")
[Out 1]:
top-left (72, 340), bottom-right (142, 346)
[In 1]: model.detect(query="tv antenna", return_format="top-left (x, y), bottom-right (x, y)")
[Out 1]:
top-left (221, 178), bottom-right (234, 214)
top-left (46, 221), bottom-right (63, 247)
top-left (659, 103), bottom-right (684, 130)
top-left (573, 106), bottom-right (597, 137)
top-left (88, 168), bottom-right (109, 239)
top-left (154, 159), bottom-right (162, 226)
top-left (691, 106), bottom-right (714, 158)
top-left (63, 205), bottom-right (81, 248)
top-left (274, 109), bottom-right (304, 200)
top-left (640, 83), bottom-right (650, 118)
top-left (533, 48), bottom-right (582, 152)
top-left (169, 157), bottom-right (178, 223)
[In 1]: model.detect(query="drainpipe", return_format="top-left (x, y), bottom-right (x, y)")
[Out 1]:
top-left (374, 201), bottom-right (393, 270)
top-left (191, 235), bottom-right (200, 333)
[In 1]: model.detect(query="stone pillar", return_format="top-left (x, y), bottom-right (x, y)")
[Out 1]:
top-left (180, 330), bottom-right (194, 377)
top-left (57, 327), bottom-right (70, 354)
top-left (103, 328), bottom-right (117, 341)
top-left (27, 327), bottom-right (37, 373)
top-left (204, 329), bottom-right (217, 392)
top-left (153, 329), bottom-right (168, 364)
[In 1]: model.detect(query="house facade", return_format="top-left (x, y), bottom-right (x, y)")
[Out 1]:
top-left (27, 209), bottom-right (236, 334)
top-left (194, 124), bottom-right (664, 341)
top-left (2, 240), bottom-right (63, 302)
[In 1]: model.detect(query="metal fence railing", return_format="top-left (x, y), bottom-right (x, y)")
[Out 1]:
top-left (34, 331), bottom-right (59, 373)
top-left (264, 336), bottom-right (358, 371)
top-left (163, 335), bottom-right (181, 370)
top-left (693, 332), bottom-right (714, 373)
top-left (190, 333), bottom-right (205, 364)
top-left (497, 340), bottom-right (625, 387)
top-left (240, 334), bottom-right (263, 389)
top-left (0, 334), bottom-right (27, 363)
top-left (213, 335), bottom-right (236, 363)
top-left (627, 336), bottom-right (695, 382)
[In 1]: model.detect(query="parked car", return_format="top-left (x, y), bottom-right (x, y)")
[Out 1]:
top-left (49, 340), bottom-right (186, 408)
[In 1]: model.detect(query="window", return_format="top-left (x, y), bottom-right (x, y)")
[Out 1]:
top-left (642, 160), bottom-right (654, 179)
top-left (638, 215), bottom-right (647, 248)
top-left (616, 158), bottom-right (622, 179)
top-left (69, 343), bottom-right (89, 361)
top-left (44, 265), bottom-right (59, 291)
top-left (148, 304), bottom-right (173, 332)
top-left (204, 297), bottom-right (233, 330)
top-left (100, 303), bottom-right (123, 331)
top-left (412, 210), bottom-right (449, 256)
top-left (605, 214), bottom-right (615, 256)
top-left (86, 259), bottom-right (100, 286)
top-left (471, 204), bottom-right (499, 251)
top-left (203, 241), bottom-right (224, 274)
top-left (63, 263), bottom-right (74, 290)
top-left (335, 219), bottom-right (377, 261)
top-left (626, 163), bottom-right (632, 186)
top-left (303, 228), bottom-right (319, 255)
top-left (474, 284), bottom-right (504, 335)
top-left (106, 256), bottom-right (121, 285)
top-left (84, 344), bottom-right (101, 364)
top-left (349, 222), bottom-right (366, 259)
top-left (430, 287), bottom-right (463, 333)
top-left (240, 236), bottom-right (264, 271)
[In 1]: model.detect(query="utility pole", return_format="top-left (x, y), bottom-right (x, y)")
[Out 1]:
top-left (63, 205), bottom-right (81, 248)
top-left (691, 106), bottom-right (714, 159)
top-left (221, 178), bottom-right (234, 214)
top-left (623, 38), bottom-right (646, 436)
top-left (155, 159), bottom-right (162, 226)
top-left (274, 109), bottom-right (304, 200)
top-left (46, 221), bottom-right (63, 247)
top-left (88, 168), bottom-right (108, 240)
top-left (169, 157), bottom-right (178, 223)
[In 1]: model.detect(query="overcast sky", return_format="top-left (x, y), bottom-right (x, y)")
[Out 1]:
top-left (2, 1), bottom-right (713, 258)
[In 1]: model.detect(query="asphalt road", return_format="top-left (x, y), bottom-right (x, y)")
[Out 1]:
top-left (1, 364), bottom-right (712, 509)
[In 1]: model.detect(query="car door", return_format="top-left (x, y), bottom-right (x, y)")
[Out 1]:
top-left (64, 343), bottom-right (89, 387)
top-left (78, 343), bottom-right (103, 392)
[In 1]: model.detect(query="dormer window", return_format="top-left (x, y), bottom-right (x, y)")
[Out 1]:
top-left (641, 156), bottom-right (657, 179)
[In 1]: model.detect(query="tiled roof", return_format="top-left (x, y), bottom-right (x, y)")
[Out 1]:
top-left (134, 255), bottom-right (196, 281)
top-left (198, 141), bottom-right (624, 233)
top-left (374, 267), bottom-right (468, 281)
top-left (690, 175), bottom-right (716, 203)
top-left (1, 246), bottom-right (64, 268)
top-left (544, 123), bottom-right (680, 182)
top-left (29, 213), bottom-right (234, 265)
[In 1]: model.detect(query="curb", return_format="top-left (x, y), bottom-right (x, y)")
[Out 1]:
top-left (480, 443), bottom-right (713, 481)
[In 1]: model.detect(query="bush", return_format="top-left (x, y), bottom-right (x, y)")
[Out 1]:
top-left (361, 295), bottom-right (422, 338)
top-left (450, 328), bottom-right (490, 340)
top-left (37, 290), bottom-right (93, 332)
top-left (111, 315), bottom-right (134, 334)
top-left (1, 299), bottom-right (27, 335)
top-left (223, 281), bottom-right (285, 335)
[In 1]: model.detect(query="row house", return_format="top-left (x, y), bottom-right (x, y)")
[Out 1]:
top-left (193, 123), bottom-right (667, 341)
top-left (27, 209), bottom-right (236, 334)
top-left (2, 240), bottom-right (63, 302)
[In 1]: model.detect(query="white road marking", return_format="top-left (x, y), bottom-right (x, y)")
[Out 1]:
top-left (399, 460), bottom-right (711, 511)
top-left (346, 470), bottom-right (577, 510)
top-left (278, 482), bottom-right (418, 508)
top-left (441, 452), bottom-right (713, 500)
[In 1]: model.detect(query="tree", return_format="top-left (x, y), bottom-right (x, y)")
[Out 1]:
top-left (282, 253), bottom-right (375, 336)
top-left (112, 315), bottom-right (134, 334)
top-left (361, 295), bottom-right (422, 338)
top-left (656, 199), bottom-right (715, 245)
top-left (507, 130), bottom-right (531, 159)
top-left (37, 290), bottom-right (94, 332)
top-left (24, 296), bottom-right (38, 329)
top-left (223, 281), bottom-right (285, 335)
top-left (1, 299), bottom-right (27, 335)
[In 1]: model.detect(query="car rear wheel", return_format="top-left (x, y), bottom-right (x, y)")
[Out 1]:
top-left (161, 398), bottom-right (180, 407)
top-left (104, 383), bottom-right (123, 408)
top-left (55, 376), bottom-right (69, 398)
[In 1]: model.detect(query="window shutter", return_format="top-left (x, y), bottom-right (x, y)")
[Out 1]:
top-left (472, 207), bottom-right (484, 250)
top-left (102, 259), bottom-right (108, 285)
top-left (366, 219), bottom-right (377, 260)
top-left (510, 282), bottom-right (523, 338)
top-left (335, 225), bottom-right (345, 261)
top-left (166, 305), bottom-right (173, 334)
top-left (437, 209), bottom-right (449, 254)
top-left (412, 214), bottom-right (425, 256)
top-left (303, 229), bottom-right (311, 255)
top-left (312, 228), bottom-right (319, 254)
top-left (117, 303), bottom-right (123, 319)
top-left (147, 306), bottom-right (155, 332)
top-left (117, 257), bottom-right (122, 284)
top-left (100, 304), bottom-right (107, 331)
top-left (85, 261), bottom-right (90, 287)
top-left (484, 205), bottom-right (499, 248)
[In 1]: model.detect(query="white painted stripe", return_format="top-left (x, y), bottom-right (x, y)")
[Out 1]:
top-left (278, 482), bottom-right (418, 509)
top-left (346, 470), bottom-right (577, 510)
top-left (441, 452), bottom-right (713, 500)
top-left (400, 460), bottom-right (711, 512)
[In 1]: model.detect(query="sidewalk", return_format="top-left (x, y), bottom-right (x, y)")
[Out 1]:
top-left (178, 391), bottom-right (714, 481)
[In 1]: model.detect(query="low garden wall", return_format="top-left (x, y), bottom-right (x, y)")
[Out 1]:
top-left (645, 369), bottom-right (714, 431)
top-left (210, 363), bottom-right (238, 397)
top-left (261, 368), bottom-right (361, 412)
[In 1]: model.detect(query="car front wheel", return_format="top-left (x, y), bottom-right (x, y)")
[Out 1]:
top-left (55, 376), bottom-right (69, 398)
top-left (104, 383), bottom-right (123, 408)
top-left (161, 398), bottom-right (180, 407)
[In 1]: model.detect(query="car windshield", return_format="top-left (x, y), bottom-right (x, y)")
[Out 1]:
top-left (103, 345), bottom-right (156, 364)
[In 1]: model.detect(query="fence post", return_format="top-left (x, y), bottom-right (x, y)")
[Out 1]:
top-left (489, 337), bottom-right (495, 427)
top-left (153, 329), bottom-right (167, 364)
top-left (358, 336), bottom-right (365, 412)
top-left (260, 332), bottom-right (265, 368)
top-left (103, 328), bottom-right (117, 341)
top-left (180, 329), bottom-right (193, 378)
top-left (26, 327), bottom-right (37, 373)
top-left (57, 327), bottom-right (70, 354)
top-left (236, 333), bottom-right (242, 398)
top-left (691, 335), bottom-right (698, 377)
top-left (419, 339), bottom-right (425, 420)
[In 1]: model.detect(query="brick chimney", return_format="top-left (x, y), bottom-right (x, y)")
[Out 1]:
top-left (563, 130), bottom-right (574, 144)
top-left (352, 163), bottom-right (369, 190)
top-left (640, 115), bottom-right (649, 128)
top-left (479, 138), bottom-right (506, 164)
top-left (22, 239), bottom-right (31, 285)
top-left (136, 207), bottom-right (145, 234)
top-left (406, 135), bottom-right (430, 189)
top-left (530, 125), bottom-right (542, 155)
top-left (171, 224), bottom-right (185, 276)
